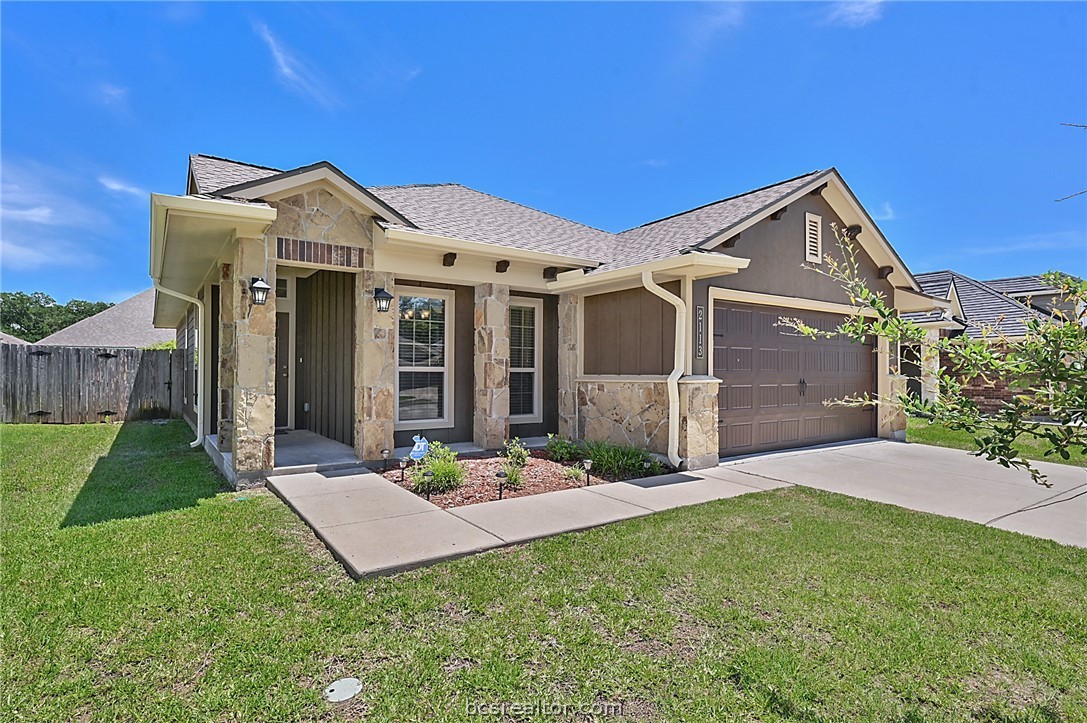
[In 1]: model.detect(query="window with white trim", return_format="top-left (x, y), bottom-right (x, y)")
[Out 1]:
top-left (805, 212), bottom-right (823, 264)
top-left (395, 289), bottom-right (453, 426)
top-left (509, 298), bottom-right (542, 423)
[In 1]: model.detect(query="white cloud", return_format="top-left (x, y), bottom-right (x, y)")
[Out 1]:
top-left (253, 21), bottom-right (340, 110)
top-left (687, 3), bottom-right (745, 54)
top-left (0, 237), bottom-right (94, 272)
top-left (98, 83), bottom-right (129, 106)
top-left (872, 202), bottom-right (896, 221)
top-left (1, 206), bottom-right (55, 224)
top-left (824, 1), bottom-right (885, 28)
top-left (637, 158), bottom-right (669, 169)
top-left (98, 176), bottom-right (146, 198)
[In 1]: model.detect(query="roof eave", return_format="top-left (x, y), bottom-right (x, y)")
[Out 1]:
top-left (546, 252), bottom-right (750, 293)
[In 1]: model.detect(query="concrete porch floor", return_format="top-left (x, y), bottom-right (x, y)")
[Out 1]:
top-left (272, 430), bottom-right (367, 476)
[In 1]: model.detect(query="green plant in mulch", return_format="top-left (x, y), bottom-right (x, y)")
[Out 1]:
top-left (499, 459), bottom-right (524, 489)
top-left (409, 441), bottom-right (466, 496)
top-left (582, 440), bottom-right (661, 480)
top-left (562, 465), bottom-right (585, 482)
top-left (500, 437), bottom-right (530, 469)
top-left (544, 433), bottom-right (583, 463)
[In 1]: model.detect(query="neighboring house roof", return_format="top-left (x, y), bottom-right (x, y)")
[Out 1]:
top-left (983, 275), bottom-right (1059, 296)
top-left (913, 270), bottom-right (1050, 338)
top-left (0, 331), bottom-right (28, 345)
top-left (37, 289), bottom-right (175, 347)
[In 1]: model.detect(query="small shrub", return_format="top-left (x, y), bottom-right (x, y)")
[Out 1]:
top-left (563, 465), bottom-right (585, 482)
top-left (582, 440), bottom-right (658, 480)
top-left (499, 459), bottom-right (524, 489)
top-left (545, 433), bottom-right (583, 463)
top-left (409, 441), bottom-right (465, 495)
top-left (501, 437), bottom-right (530, 469)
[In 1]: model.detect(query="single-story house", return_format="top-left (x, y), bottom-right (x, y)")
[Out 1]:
top-left (902, 270), bottom-right (1074, 412)
top-left (0, 331), bottom-right (29, 345)
top-left (151, 154), bottom-right (945, 487)
top-left (37, 289), bottom-right (175, 348)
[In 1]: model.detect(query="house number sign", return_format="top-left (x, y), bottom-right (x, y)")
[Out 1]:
top-left (695, 305), bottom-right (705, 360)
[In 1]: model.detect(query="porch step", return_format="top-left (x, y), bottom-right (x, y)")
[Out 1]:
top-left (267, 460), bottom-right (372, 478)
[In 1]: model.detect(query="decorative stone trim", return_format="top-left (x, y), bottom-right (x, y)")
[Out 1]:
top-left (276, 237), bottom-right (362, 269)
top-left (354, 270), bottom-right (395, 460)
top-left (557, 293), bottom-right (580, 439)
top-left (678, 380), bottom-right (720, 470)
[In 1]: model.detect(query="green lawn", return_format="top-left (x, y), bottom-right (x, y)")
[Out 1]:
top-left (3, 423), bottom-right (1086, 721)
top-left (907, 417), bottom-right (1087, 468)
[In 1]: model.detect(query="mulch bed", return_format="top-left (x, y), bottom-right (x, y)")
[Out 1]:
top-left (378, 450), bottom-right (610, 509)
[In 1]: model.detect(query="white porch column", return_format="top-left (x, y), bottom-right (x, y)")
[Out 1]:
top-left (920, 328), bottom-right (941, 404)
top-left (877, 337), bottom-right (907, 440)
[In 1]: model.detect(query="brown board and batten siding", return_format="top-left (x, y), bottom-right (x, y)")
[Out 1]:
top-left (295, 270), bottom-right (355, 446)
top-left (582, 282), bottom-right (679, 376)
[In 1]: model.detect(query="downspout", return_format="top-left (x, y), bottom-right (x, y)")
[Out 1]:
top-left (641, 271), bottom-right (685, 469)
top-left (152, 282), bottom-right (205, 448)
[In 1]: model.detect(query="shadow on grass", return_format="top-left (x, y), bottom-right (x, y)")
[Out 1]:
top-left (61, 420), bottom-right (227, 527)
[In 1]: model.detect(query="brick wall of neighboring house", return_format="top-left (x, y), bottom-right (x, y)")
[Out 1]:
top-left (939, 349), bottom-right (1021, 414)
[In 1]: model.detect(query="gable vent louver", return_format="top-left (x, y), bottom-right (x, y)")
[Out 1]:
top-left (805, 212), bottom-right (822, 264)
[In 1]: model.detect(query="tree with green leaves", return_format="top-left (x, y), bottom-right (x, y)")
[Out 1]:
top-left (0, 291), bottom-right (113, 343)
top-left (783, 225), bottom-right (1086, 486)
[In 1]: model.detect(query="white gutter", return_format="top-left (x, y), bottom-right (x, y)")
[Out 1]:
top-left (152, 280), bottom-right (205, 449)
top-left (641, 271), bottom-right (685, 469)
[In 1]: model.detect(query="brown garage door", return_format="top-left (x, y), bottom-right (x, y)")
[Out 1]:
top-left (714, 300), bottom-right (876, 456)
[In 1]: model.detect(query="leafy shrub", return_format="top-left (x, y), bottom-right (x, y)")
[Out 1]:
top-left (499, 459), bottom-right (524, 489)
top-left (563, 465), bottom-right (586, 482)
top-left (501, 437), bottom-right (530, 469)
top-left (409, 441), bottom-right (465, 495)
top-left (582, 440), bottom-right (659, 480)
top-left (545, 434), bottom-right (583, 463)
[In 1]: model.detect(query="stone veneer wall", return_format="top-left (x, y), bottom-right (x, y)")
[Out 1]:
top-left (557, 293), bottom-right (580, 439)
top-left (577, 381), bottom-right (670, 455)
top-left (473, 283), bottom-right (510, 449)
top-left (223, 236), bottom-right (277, 488)
top-left (268, 187), bottom-right (376, 263)
top-left (678, 379), bottom-right (720, 470)
top-left (355, 270), bottom-right (395, 460)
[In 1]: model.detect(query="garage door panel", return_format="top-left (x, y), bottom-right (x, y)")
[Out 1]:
top-left (715, 299), bottom-right (876, 457)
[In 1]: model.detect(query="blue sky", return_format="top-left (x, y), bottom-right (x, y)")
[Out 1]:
top-left (1, 1), bottom-right (1084, 303)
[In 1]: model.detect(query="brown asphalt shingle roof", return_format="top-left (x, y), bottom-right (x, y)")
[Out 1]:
top-left (188, 155), bottom-right (832, 272)
top-left (38, 289), bottom-right (175, 347)
top-left (189, 155), bottom-right (281, 195)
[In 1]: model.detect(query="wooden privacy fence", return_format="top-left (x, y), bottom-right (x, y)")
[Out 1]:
top-left (0, 344), bottom-right (184, 424)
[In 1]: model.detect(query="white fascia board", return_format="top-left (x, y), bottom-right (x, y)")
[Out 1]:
top-left (150, 193), bottom-right (276, 277)
top-left (546, 253), bottom-right (750, 293)
top-left (382, 226), bottom-right (602, 268)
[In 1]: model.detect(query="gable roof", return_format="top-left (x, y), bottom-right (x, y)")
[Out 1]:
top-left (610, 170), bottom-right (829, 272)
top-left (184, 155), bottom-right (915, 285)
top-left (914, 270), bottom-right (1050, 338)
top-left (38, 289), bottom-right (175, 347)
top-left (368, 183), bottom-right (618, 262)
top-left (0, 331), bottom-right (28, 345)
top-left (983, 275), bottom-right (1060, 296)
top-left (188, 154), bottom-right (282, 195)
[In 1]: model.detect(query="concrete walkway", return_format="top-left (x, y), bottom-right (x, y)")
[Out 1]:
top-left (268, 467), bottom-right (785, 577)
top-left (722, 440), bottom-right (1087, 547)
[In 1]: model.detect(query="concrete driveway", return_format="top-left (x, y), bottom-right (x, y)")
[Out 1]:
top-left (723, 440), bottom-right (1087, 547)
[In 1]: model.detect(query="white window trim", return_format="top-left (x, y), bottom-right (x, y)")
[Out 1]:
top-left (509, 297), bottom-right (543, 425)
top-left (394, 287), bottom-right (455, 430)
top-left (805, 212), bottom-right (823, 264)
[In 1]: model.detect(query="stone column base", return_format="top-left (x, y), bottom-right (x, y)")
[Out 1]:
top-left (679, 377), bottom-right (720, 470)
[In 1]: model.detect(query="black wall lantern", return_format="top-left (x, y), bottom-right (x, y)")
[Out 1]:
top-left (250, 277), bottom-right (271, 306)
top-left (373, 287), bottom-right (393, 313)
